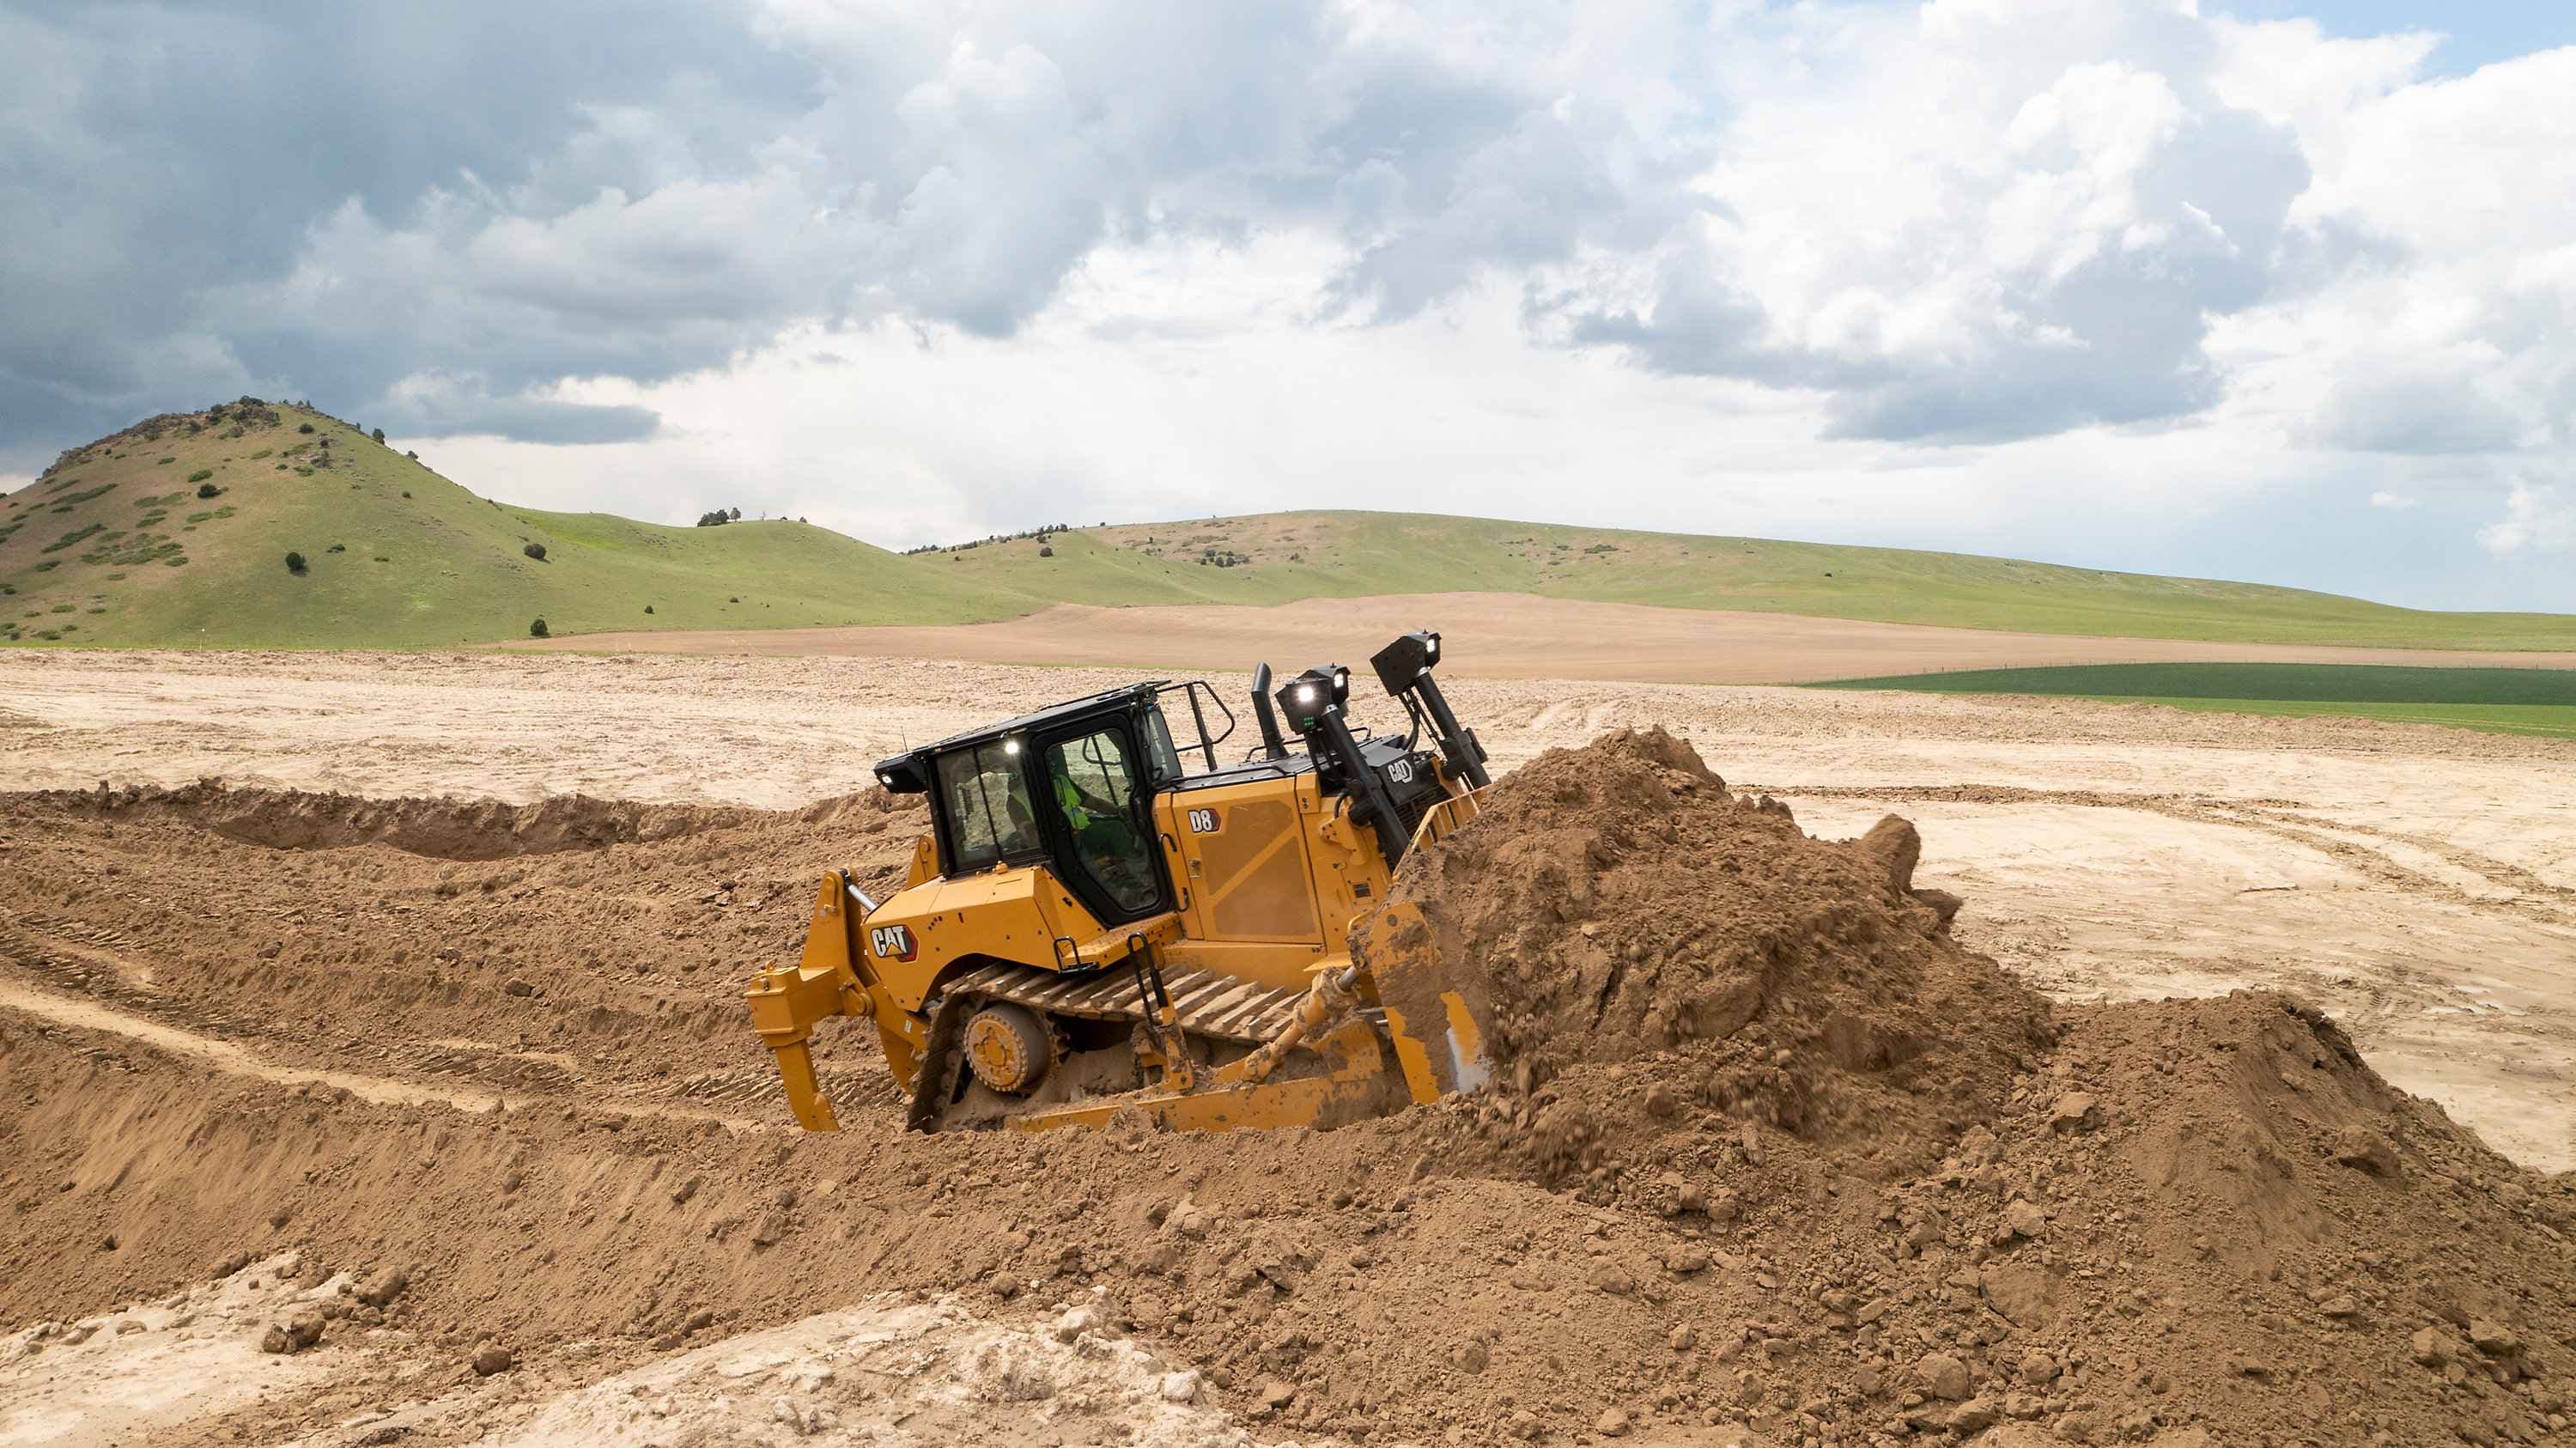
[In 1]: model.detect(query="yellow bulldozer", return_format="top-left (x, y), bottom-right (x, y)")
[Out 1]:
top-left (746, 632), bottom-right (1498, 1134)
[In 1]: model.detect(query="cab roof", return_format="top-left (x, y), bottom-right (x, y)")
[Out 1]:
top-left (921, 680), bottom-right (1172, 753)
top-left (872, 681), bottom-right (1171, 789)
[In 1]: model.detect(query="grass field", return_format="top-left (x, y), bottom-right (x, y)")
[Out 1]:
top-left (1811, 662), bottom-right (2576, 738)
top-left (9, 403), bottom-right (2576, 650)
top-left (951, 514), bottom-right (2576, 651)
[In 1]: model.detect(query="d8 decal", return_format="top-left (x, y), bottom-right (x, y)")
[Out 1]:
top-left (1187, 807), bottom-right (1219, 834)
top-left (870, 924), bottom-right (918, 961)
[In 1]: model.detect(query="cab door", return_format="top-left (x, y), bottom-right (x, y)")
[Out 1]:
top-left (1033, 720), bottom-right (1174, 928)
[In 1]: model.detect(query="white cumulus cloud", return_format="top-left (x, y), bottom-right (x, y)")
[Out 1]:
top-left (2478, 482), bottom-right (2575, 557)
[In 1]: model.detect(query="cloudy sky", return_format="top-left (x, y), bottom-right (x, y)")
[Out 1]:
top-left (4, 0), bottom-right (2571, 610)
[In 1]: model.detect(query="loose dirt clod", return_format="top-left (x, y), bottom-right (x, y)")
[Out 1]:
top-left (258, 1313), bottom-right (324, 1355)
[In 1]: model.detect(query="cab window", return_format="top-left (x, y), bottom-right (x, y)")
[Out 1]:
top-left (1141, 704), bottom-right (1185, 782)
top-left (1045, 728), bottom-right (1160, 917)
top-left (935, 739), bottom-right (1036, 874)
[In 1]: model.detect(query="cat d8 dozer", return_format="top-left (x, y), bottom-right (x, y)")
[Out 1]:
top-left (746, 632), bottom-right (1498, 1134)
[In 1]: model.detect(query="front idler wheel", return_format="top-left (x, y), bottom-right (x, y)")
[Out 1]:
top-left (963, 1003), bottom-right (1054, 1095)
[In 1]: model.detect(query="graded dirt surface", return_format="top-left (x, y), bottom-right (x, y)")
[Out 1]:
top-left (517, 592), bottom-right (2576, 684)
top-left (5, 651), bottom-right (2576, 1446)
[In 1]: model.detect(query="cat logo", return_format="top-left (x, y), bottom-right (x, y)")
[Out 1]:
top-left (1388, 758), bottom-right (1415, 784)
top-left (870, 924), bottom-right (918, 962)
top-left (1187, 807), bottom-right (1219, 834)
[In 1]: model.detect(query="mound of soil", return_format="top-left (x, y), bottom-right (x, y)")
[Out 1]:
top-left (39, 778), bottom-right (788, 859)
top-left (1364, 727), bottom-right (2053, 1182)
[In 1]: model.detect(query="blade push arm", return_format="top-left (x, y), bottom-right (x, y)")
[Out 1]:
top-left (745, 871), bottom-right (884, 1132)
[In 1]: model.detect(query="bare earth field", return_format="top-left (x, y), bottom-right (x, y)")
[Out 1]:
top-left (3, 646), bottom-right (2574, 1446)
top-left (5, 647), bottom-right (2573, 1165)
top-left (518, 592), bottom-right (2576, 684)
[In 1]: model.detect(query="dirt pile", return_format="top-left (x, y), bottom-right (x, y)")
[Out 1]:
top-left (38, 778), bottom-right (793, 859)
top-left (1367, 727), bottom-right (2053, 1185)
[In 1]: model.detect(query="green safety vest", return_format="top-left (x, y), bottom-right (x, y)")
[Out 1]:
top-left (1054, 770), bottom-right (1090, 830)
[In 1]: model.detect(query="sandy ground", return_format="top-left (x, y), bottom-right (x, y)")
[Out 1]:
top-left (4, 645), bottom-right (2575, 1445)
top-left (516, 592), bottom-right (2576, 684)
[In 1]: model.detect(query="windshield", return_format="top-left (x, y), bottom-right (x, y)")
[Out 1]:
top-left (935, 739), bottom-right (1036, 873)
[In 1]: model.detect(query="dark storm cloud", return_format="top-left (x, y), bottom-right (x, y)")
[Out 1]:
top-left (0, 0), bottom-right (815, 463)
top-left (7, 0), bottom-right (1595, 462)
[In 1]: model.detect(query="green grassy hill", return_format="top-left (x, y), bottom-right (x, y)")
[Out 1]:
top-left (933, 514), bottom-right (2576, 650)
top-left (0, 401), bottom-right (1028, 647)
top-left (7, 402), bottom-right (2575, 650)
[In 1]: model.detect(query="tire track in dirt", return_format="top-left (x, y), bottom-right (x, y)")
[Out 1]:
top-left (1754, 781), bottom-right (2576, 933)
top-left (2255, 808), bottom-right (2576, 911)
top-left (0, 926), bottom-right (790, 1129)
top-left (0, 976), bottom-right (512, 1115)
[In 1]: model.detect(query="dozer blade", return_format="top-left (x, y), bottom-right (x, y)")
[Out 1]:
top-left (1350, 899), bottom-right (1495, 1104)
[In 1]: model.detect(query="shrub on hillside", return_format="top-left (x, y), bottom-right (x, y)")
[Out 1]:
top-left (284, 551), bottom-right (307, 574)
top-left (643, 605), bottom-right (655, 614)
top-left (529, 618), bottom-right (550, 638)
top-left (196, 482), bottom-right (221, 499)
top-left (187, 469), bottom-right (212, 484)
top-left (297, 423), bottom-right (315, 434)
top-left (523, 542), bottom-right (547, 561)
top-left (371, 428), bottom-right (386, 444)
top-left (1039, 545), bottom-right (1054, 557)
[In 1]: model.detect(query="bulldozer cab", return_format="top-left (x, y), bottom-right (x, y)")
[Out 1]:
top-left (896, 682), bottom-right (1234, 927)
